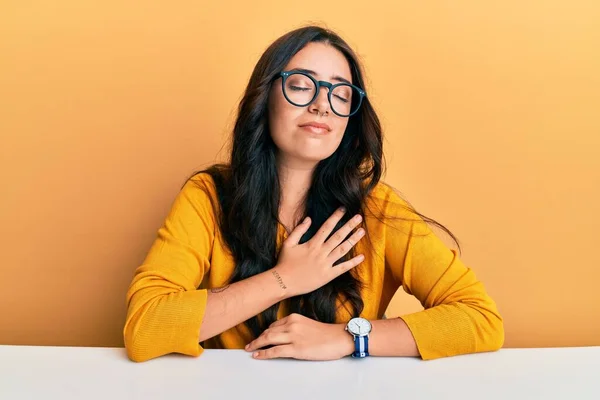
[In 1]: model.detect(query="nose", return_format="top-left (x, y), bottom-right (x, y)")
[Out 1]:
top-left (308, 84), bottom-right (331, 116)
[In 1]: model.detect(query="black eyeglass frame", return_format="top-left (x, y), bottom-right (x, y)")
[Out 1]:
top-left (278, 70), bottom-right (366, 117)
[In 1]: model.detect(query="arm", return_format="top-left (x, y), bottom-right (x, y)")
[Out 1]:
top-left (244, 313), bottom-right (419, 360)
top-left (382, 192), bottom-right (505, 360)
top-left (199, 270), bottom-right (285, 342)
top-left (367, 318), bottom-right (420, 357)
top-left (123, 175), bottom-right (285, 362)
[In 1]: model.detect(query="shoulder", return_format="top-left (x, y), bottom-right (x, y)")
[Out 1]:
top-left (176, 172), bottom-right (217, 203)
top-left (186, 171), bottom-right (218, 195)
top-left (365, 180), bottom-right (414, 217)
top-left (368, 180), bottom-right (402, 203)
top-left (174, 171), bottom-right (222, 223)
top-left (363, 180), bottom-right (431, 235)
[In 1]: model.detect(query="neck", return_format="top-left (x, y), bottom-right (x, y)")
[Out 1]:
top-left (276, 155), bottom-right (316, 228)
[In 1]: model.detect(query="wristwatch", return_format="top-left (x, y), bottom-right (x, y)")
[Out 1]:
top-left (345, 317), bottom-right (372, 358)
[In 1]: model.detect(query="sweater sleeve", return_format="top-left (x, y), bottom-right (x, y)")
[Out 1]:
top-left (123, 174), bottom-right (216, 362)
top-left (382, 190), bottom-right (504, 360)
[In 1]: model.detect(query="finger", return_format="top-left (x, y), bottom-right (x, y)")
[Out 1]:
top-left (328, 254), bottom-right (365, 279)
top-left (252, 345), bottom-right (294, 360)
top-left (285, 217), bottom-right (312, 245)
top-left (262, 325), bottom-right (288, 336)
top-left (268, 317), bottom-right (289, 329)
top-left (322, 213), bottom-right (363, 254)
top-left (311, 207), bottom-right (347, 244)
top-left (245, 332), bottom-right (291, 352)
top-left (328, 228), bottom-right (366, 262)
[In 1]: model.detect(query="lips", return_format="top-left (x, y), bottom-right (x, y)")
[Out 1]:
top-left (298, 121), bottom-right (331, 134)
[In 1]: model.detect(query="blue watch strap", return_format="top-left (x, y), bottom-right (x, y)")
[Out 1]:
top-left (352, 335), bottom-right (369, 358)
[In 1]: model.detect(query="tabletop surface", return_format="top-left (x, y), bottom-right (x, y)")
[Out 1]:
top-left (1, 345), bottom-right (599, 400)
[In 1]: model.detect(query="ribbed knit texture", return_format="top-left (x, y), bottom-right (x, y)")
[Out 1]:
top-left (124, 173), bottom-right (504, 362)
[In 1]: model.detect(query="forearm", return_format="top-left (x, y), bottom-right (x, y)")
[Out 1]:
top-left (367, 317), bottom-right (420, 357)
top-left (399, 302), bottom-right (504, 360)
top-left (330, 318), bottom-right (420, 357)
top-left (333, 317), bottom-right (420, 358)
top-left (199, 269), bottom-right (287, 342)
top-left (246, 315), bottom-right (421, 360)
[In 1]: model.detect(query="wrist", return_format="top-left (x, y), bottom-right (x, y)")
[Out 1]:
top-left (338, 323), bottom-right (355, 356)
top-left (266, 267), bottom-right (291, 301)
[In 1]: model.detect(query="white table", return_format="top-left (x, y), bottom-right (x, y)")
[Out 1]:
top-left (0, 345), bottom-right (598, 399)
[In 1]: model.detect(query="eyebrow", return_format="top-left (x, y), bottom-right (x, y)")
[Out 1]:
top-left (291, 68), bottom-right (352, 85)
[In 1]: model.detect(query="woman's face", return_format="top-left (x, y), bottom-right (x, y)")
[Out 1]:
top-left (268, 42), bottom-right (353, 168)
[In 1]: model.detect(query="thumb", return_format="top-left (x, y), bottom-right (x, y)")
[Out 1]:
top-left (285, 217), bottom-right (312, 245)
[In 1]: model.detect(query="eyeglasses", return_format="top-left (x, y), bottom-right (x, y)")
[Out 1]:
top-left (278, 70), bottom-right (366, 117)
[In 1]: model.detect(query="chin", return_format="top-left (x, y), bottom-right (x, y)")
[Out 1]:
top-left (297, 147), bottom-right (337, 161)
top-left (281, 151), bottom-right (333, 166)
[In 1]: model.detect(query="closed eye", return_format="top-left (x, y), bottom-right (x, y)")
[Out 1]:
top-left (334, 94), bottom-right (349, 103)
top-left (290, 86), bottom-right (311, 91)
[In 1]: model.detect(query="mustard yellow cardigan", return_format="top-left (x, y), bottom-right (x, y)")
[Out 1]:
top-left (124, 173), bottom-right (504, 362)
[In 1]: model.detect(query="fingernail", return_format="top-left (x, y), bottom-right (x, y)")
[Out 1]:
top-left (358, 228), bottom-right (365, 236)
top-left (339, 207), bottom-right (346, 213)
top-left (303, 217), bottom-right (310, 224)
top-left (245, 344), bottom-right (249, 350)
top-left (253, 352), bottom-right (259, 358)
top-left (354, 215), bottom-right (363, 222)
top-left (358, 254), bottom-right (365, 261)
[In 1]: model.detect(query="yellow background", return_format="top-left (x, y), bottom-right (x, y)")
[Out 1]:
top-left (1, 1), bottom-right (599, 348)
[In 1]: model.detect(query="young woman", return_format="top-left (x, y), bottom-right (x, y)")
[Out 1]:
top-left (123, 26), bottom-right (504, 363)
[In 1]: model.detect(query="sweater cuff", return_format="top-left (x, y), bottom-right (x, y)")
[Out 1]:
top-left (399, 304), bottom-right (476, 361)
top-left (127, 289), bottom-right (208, 362)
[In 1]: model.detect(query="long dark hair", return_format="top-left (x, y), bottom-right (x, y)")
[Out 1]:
top-left (187, 25), bottom-right (459, 339)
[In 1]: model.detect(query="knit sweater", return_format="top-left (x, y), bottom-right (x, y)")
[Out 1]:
top-left (124, 173), bottom-right (504, 362)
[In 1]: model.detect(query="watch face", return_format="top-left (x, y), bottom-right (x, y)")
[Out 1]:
top-left (347, 318), bottom-right (371, 336)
